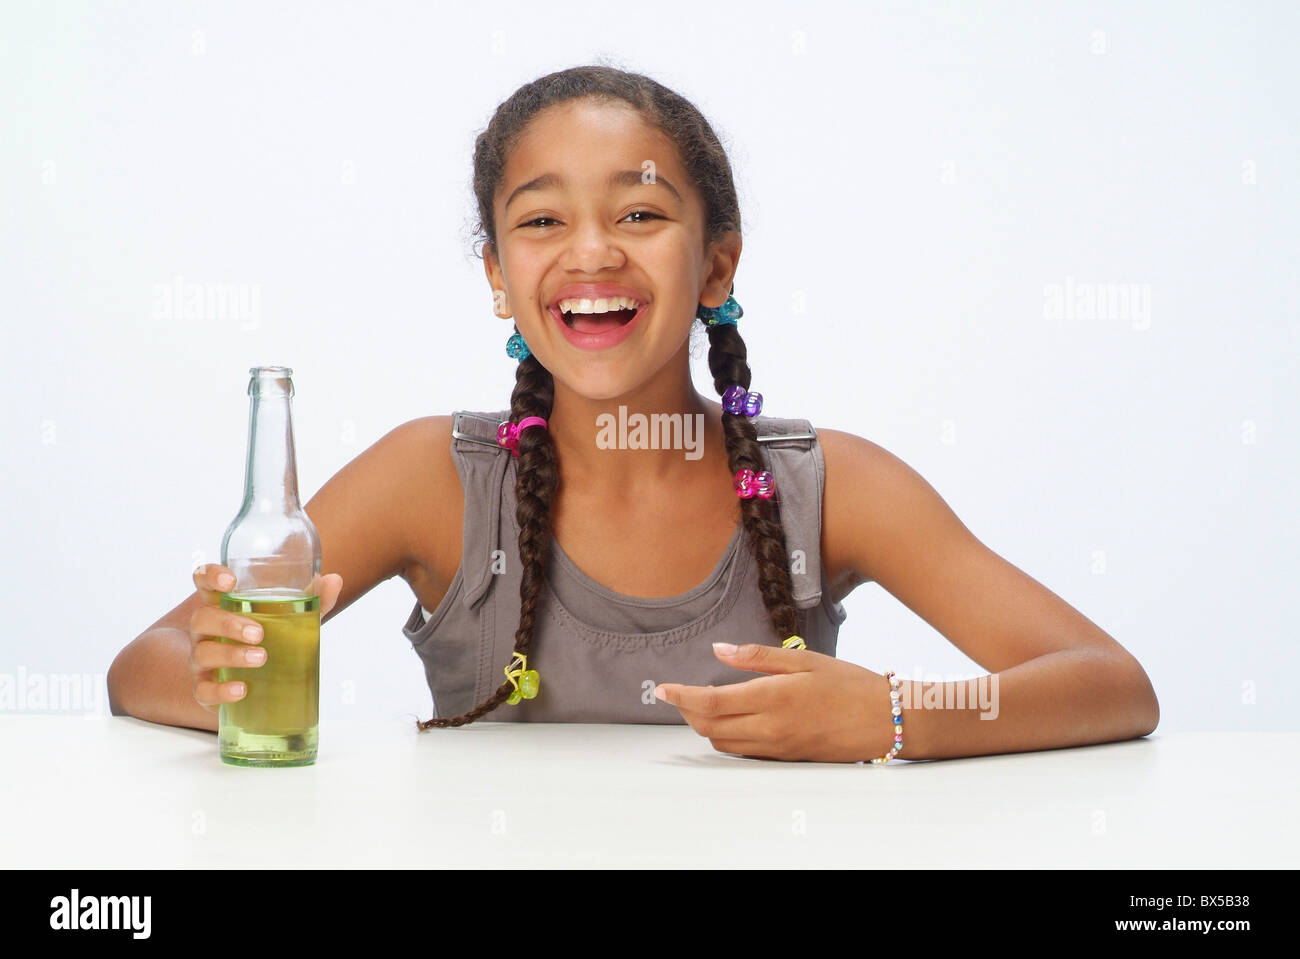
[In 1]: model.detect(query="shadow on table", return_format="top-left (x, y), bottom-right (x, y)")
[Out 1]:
top-left (111, 715), bottom-right (224, 766)
top-left (652, 736), bottom-right (1161, 769)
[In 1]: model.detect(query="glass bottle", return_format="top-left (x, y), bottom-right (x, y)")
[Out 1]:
top-left (216, 366), bottom-right (322, 766)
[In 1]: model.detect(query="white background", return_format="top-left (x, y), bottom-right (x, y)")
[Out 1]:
top-left (3, 0), bottom-right (1296, 732)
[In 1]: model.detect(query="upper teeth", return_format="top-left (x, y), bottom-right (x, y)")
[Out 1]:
top-left (556, 295), bottom-right (642, 314)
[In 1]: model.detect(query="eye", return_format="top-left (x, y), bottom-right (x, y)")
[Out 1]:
top-left (519, 211), bottom-right (663, 229)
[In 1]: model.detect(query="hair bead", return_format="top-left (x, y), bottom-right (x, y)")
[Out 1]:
top-left (506, 331), bottom-right (532, 361)
top-left (722, 384), bottom-right (763, 417)
top-left (734, 468), bottom-right (775, 499)
top-left (496, 416), bottom-right (549, 457)
top-left (504, 650), bottom-right (540, 705)
top-left (697, 293), bottom-right (744, 327)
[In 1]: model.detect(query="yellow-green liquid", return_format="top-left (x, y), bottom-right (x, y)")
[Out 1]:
top-left (217, 592), bottom-right (320, 767)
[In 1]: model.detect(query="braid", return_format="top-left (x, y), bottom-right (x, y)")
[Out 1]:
top-left (706, 314), bottom-right (800, 641)
top-left (417, 353), bottom-right (558, 729)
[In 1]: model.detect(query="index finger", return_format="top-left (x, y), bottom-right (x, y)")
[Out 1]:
top-left (192, 563), bottom-right (236, 605)
top-left (654, 675), bottom-right (774, 717)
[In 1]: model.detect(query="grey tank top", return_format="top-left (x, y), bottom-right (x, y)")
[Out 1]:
top-left (401, 409), bottom-right (848, 724)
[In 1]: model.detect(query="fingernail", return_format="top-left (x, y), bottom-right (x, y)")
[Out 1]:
top-left (230, 682), bottom-right (246, 697)
top-left (219, 573), bottom-right (235, 589)
top-left (243, 625), bottom-right (262, 641)
top-left (713, 642), bottom-right (737, 655)
top-left (244, 648), bottom-right (266, 665)
top-left (653, 685), bottom-right (667, 701)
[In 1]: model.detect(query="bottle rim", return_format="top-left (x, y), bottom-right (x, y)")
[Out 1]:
top-left (247, 366), bottom-right (294, 398)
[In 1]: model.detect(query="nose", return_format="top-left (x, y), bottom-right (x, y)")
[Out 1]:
top-left (559, 220), bottom-right (628, 272)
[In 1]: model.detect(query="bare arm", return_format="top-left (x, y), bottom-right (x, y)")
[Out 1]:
top-left (108, 616), bottom-right (221, 732)
top-left (108, 416), bottom-right (452, 731)
top-left (819, 428), bottom-right (1159, 761)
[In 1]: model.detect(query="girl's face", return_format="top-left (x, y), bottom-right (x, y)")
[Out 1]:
top-left (486, 98), bottom-right (737, 401)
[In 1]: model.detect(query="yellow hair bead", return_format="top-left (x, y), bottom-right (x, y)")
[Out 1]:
top-left (504, 650), bottom-right (540, 706)
top-left (782, 635), bottom-right (807, 650)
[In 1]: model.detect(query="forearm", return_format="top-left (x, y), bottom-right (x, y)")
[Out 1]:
top-left (108, 628), bottom-right (219, 732)
top-left (861, 646), bottom-right (1160, 762)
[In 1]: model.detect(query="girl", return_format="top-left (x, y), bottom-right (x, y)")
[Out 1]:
top-left (110, 65), bottom-right (1158, 764)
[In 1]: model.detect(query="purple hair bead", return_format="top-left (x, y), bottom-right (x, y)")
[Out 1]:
top-left (722, 384), bottom-right (763, 417)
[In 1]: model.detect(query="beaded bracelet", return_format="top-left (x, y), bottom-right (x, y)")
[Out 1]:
top-left (868, 670), bottom-right (904, 764)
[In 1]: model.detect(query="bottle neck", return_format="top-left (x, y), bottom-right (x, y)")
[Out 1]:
top-left (243, 387), bottom-right (302, 511)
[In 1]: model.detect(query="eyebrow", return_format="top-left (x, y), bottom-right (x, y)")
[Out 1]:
top-left (504, 169), bottom-right (683, 213)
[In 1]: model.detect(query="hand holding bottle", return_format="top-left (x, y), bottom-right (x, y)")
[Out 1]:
top-left (188, 563), bottom-right (343, 712)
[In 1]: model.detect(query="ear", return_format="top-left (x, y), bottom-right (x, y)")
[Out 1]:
top-left (483, 244), bottom-right (511, 318)
top-left (699, 229), bottom-right (742, 309)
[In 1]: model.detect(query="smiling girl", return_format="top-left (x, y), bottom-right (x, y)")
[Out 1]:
top-left (110, 65), bottom-right (1158, 764)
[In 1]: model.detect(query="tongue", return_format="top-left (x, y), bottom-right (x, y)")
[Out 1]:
top-left (569, 309), bottom-right (636, 333)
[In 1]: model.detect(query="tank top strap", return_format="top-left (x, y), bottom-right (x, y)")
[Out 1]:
top-left (448, 409), bottom-right (513, 610)
top-left (752, 414), bottom-right (826, 610)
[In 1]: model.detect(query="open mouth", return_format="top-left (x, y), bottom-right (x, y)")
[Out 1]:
top-left (560, 307), bottom-right (640, 333)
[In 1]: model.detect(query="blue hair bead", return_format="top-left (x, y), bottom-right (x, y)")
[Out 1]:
top-left (697, 293), bottom-right (743, 327)
top-left (506, 331), bottom-right (531, 362)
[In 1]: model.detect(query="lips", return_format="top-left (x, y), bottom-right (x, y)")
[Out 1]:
top-left (549, 301), bottom-right (648, 351)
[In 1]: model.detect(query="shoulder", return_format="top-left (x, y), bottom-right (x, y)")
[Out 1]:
top-left (364, 414), bottom-right (461, 539)
top-left (377, 415), bottom-right (455, 472)
top-left (815, 426), bottom-right (894, 482)
top-left (309, 415), bottom-right (455, 521)
top-left (815, 425), bottom-right (976, 589)
top-left (384, 415), bottom-right (460, 498)
top-left (302, 415), bottom-right (462, 619)
top-left (375, 415), bottom-right (464, 585)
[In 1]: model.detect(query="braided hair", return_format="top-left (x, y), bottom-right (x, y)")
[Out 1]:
top-left (417, 63), bottom-right (798, 730)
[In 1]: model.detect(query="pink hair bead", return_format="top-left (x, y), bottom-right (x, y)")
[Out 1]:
top-left (734, 468), bottom-right (775, 499)
top-left (496, 416), bottom-right (549, 457)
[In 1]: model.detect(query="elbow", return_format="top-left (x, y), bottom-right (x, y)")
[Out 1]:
top-left (1140, 687), bottom-right (1160, 738)
top-left (106, 646), bottom-right (131, 717)
top-left (1120, 654), bottom-right (1160, 738)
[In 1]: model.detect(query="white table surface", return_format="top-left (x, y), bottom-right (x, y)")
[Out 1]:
top-left (4, 716), bottom-right (1295, 868)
